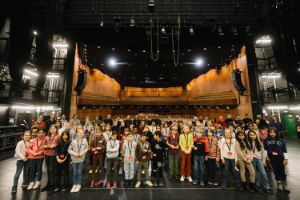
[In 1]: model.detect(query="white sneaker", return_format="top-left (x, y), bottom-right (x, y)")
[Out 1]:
top-left (27, 182), bottom-right (35, 190)
top-left (188, 176), bottom-right (193, 182)
top-left (75, 185), bottom-right (81, 192)
top-left (145, 181), bottom-right (153, 187)
top-left (70, 185), bottom-right (77, 193)
top-left (135, 181), bottom-right (141, 188)
top-left (119, 168), bottom-right (123, 175)
top-left (33, 181), bottom-right (40, 189)
top-left (180, 176), bottom-right (185, 182)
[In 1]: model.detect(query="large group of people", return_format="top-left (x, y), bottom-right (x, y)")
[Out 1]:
top-left (11, 113), bottom-right (290, 195)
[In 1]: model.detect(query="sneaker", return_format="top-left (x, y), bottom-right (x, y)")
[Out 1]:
top-left (106, 183), bottom-right (111, 189)
top-left (11, 186), bottom-right (17, 194)
top-left (199, 181), bottom-right (205, 187)
top-left (90, 181), bottom-right (95, 188)
top-left (70, 185), bottom-right (77, 193)
top-left (145, 181), bottom-right (153, 187)
top-left (54, 187), bottom-right (60, 192)
top-left (27, 182), bottom-right (35, 190)
top-left (95, 180), bottom-right (103, 187)
top-left (33, 181), bottom-right (40, 189)
top-left (112, 181), bottom-right (117, 188)
top-left (193, 181), bottom-right (198, 185)
top-left (119, 168), bottom-right (123, 175)
top-left (88, 169), bottom-right (93, 174)
top-left (158, 181), bottom-right (164, 187)
top-left (75, 185), bottom-right (81, 192)
top-left (61, 187), bottom-right (67, 192)
top-left (180, 176), bottom-right (185, 182)
top-left (188, 177), bottom-right (193, 182)
top-left (135, 181), bottom-right (141, 188)
top-left (21, 183), bottom-right (29, 188)
top-left (153, 182), bottom-right (158, 187)
top-left (41, 185), bottom-right (49, 192)
top-left (213, 182), bottom-right (219, 186)
top-left (208, 181), bottom-right (213, 185)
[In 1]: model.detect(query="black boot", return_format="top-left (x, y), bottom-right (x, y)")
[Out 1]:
top-left (250, 183), bottom-right (257, 193)
top-left (129, 180), bottom-right (133, 188)
top-left (241, 182), bottom-right (247, 191)
top-left (277, 181), bottom-right (283, 192)
top-left (123, 180), bottom-right (128, 188)
top-left (41, 185), bottom-right (49, 192)
top-left (282, 181), bottom-right (290, 193)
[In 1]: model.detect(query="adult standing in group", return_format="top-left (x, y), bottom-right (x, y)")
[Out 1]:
top-left (33, 115), bottom-right (46, 131)
top-left (46, 114), bottom-right (56, 132)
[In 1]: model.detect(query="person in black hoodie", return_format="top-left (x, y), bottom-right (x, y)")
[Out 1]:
top-left (264, 127), bottom-right (289, 193)
top-left (151, 131), bottom-right (167, 187)
top-left (54, 130), bottom-right (70, 192)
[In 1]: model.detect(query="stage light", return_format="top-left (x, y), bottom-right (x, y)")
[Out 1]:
top-left (161, 27), bottom-right (166, 34)
top-left (33, 30), bottom-right (38, 36)
top-left (99, 18), bottom-right (104, 27)
top-left (108, 58), bottom-right (117, 67)
top-left (231, 26), bottom-right (238, 36)
top-left (24, 69), bottom-right (38, 77)
top-left (130, 16), bottom-right (135, 27)
top-left (218, 25), bottom-right (224, 36)
top-left (52, 43), bottom-right (69, 48)
top-left (189, 27), bottom-right (194, 35)
top-left (142, 50), bottom-right (146, 53)
top-left (148, 0), bottom-right (155, 12)
top-left (46, 73), bottom-right (60, 79)
top-left (195, 58), bottom-right (204, 67)
top-left (245, 25), bottom-right (252, 36)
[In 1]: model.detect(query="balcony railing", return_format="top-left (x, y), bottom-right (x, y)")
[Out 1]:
top-left (261, 86), bottom-right (300, 104)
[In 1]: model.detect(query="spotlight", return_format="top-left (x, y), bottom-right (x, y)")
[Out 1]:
top-left (33, 30), bottom-right (38, 36)
top-left (161, 27), bottom-right (166, 34)
top-left (148, 0), bottom-right (155, 12)
top-left (189, 27), bottom-right (194, 35)
top-left (130, 16), bottom-right (135, 27)
top-left (195, 58), bottom-right (204, 67)
top-left (99, 18), bottom-right (104, 27)
top-left (218, 25), bottom-right (224, 36)
top-left (231, 26), bottom-right (238, 36)
top-left (108, 58), bottom-right (117, 67)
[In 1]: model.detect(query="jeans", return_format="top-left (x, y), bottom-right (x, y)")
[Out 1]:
top-left (72, 162), bottom-right (84, 185)
top-left (124, 161), bottom-right (135, 180)
top-left (269, 155), bottom-right (286, 181)
top-left (252, 158), bottom-right (271, 189)
top-left (29, 158), bottom-right (44, 182)
top-left (106, 158), bottom-right (118, 182)
top-left (13, 160), bottom-right (29, 187)
top-left (56, 158), bottom-right (70, 188)
top-left (193, 155), bottom-right (205, 182)
top-left (206, 158), bottom-right (217, 182)
top-left (152, 159), bottom-right (163, 182)
top-left (45, 155), bottom-right (56, 187)
top-left (137, 161), bottom-right (150, 181)
top-left (168, 152), bottom-right (179, 177)
top-left (92, 154), bottom-right (105, 181)
top-left (222, 158), bottom-right (239, 188)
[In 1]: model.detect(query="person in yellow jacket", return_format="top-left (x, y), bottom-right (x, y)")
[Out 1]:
top-left (179, 125), bottom-right (194, 182)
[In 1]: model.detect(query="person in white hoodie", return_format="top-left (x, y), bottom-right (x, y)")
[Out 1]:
top-left (11, 131), bottom-right (31, 194)
top-left (68, 127), bottom-right (89, 193)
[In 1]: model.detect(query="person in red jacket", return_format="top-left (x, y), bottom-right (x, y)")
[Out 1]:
top-left (27, 128), bottom-right (46, 190)
top-left (192, 129), bottom-right (210, 186)
top-left (32, 115), bottom-right (46, 131)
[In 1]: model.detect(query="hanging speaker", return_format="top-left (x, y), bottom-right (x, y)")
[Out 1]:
top-left (232, 69), bottom-right (246, 95)
top-left (75, 69), bottom-right (87, 96)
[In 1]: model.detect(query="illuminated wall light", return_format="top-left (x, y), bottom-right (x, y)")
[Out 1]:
top-left (46, 73), bottom-right (60, 79)
top-left (256, 35), bottom-right (272, 45)
top-left (33, 30), bottom-right (38, 36)
top-left (261, 75), bottom-right (281, 78)
top-left (52, 43), bottom-right (69, 48)
top-left (289, 106), bottom-right (300, 110)
top-left (24, 69), bottom-right (38, 77)
top-left (267, 106), bottom-right (288, 110)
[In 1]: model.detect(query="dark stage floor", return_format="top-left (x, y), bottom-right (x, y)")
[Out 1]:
top-left (1, 139), bottom-right (300, 200)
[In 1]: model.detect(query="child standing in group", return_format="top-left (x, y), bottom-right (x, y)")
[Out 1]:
top-left (106, 132), bottom-right (120, 189)
top-left (151, 131), bottom-right (167, 187)
top-left (103, 124), bottom-right (112, 142)
top-left (122, 132), bottom-right (138, 187)
top-left (27, 128), bottom-right (46, 190)
top-left (42, 124), bottom-right (59, 193)
top-left (206, 127), bottom-right (220, 186)
top-left (90, 128), bottom-right (106, 187)
top-left (264, 127), bottom-right (290, 193)
top-left (179, 125), bottom-right (194, 182)
top-left (135, 133), bottom-right (153, 188)
top-left (192, 129), bottom-right (210, 186)
top-left (219, 128), bottom-right (240, 189)
top-left (248, 130), bottom-right (273, 194)
top-left (54, 130), bottom-right (71, 192)
top-left (166, 126), bottom-right (180, 181)
top-left (68, 127), bottom-right (89, 193)
top-left (236, 131), bottom-right (257, 192)
top-left (11, 131), bottom-right (31, 194)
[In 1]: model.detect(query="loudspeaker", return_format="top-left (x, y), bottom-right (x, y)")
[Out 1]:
top-left (75, 69), bottom-right (87, 96)
top-left (232, 69), bottom-right (246, 95)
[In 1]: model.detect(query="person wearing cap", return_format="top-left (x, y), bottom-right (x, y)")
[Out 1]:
top-left (179, 125), bottom-right (194, 182)
top-left (166, 125), bottom-right (180, 181)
